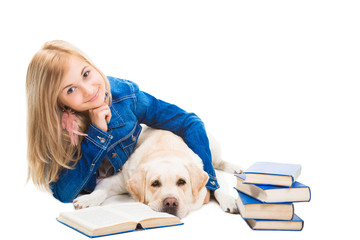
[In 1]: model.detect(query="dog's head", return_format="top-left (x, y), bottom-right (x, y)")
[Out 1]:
top-left (126, 154), bottom-right (209, 218)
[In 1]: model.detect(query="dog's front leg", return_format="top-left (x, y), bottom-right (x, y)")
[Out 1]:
top-left (214, 188), bottom-right (238, 213)
top-left (213, 170), bottom-right (239, 214)
top-left (73, 173), bottom-right (127, 209)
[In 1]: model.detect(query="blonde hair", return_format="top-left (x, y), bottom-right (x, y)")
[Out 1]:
top-left (26, 40), bottom-right (111, 191)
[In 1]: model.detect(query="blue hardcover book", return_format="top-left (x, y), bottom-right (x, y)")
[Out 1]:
top-left (235, 174), bottom-right (311, 203)
top-left (235, 189), bottom-right (294, 220)
top-left (57, 203), bottom-right (183, 238)
top-left (244, 214), bottom-right (304, 231)
top-left (244, 162), bottom-right (302, 187)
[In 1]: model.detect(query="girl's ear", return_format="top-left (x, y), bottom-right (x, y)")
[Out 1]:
top-left (57, 101), bottom-right (67, 112)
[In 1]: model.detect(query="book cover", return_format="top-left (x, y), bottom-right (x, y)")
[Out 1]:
top-left (244, 214), bottom-right (304, 231)
top-left (235, 174), bottom-right (311, 203)
top-left (57, 218), bottom-right (184, 238)
top-left (235, 189), bottom-right (294, 220)
top-left (244, 162), bottom-right (302, 187)
top-left (57, 203), bottom-right (183, 238)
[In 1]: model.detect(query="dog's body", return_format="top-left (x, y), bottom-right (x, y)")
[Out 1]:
top-left (74, 126), bottom-right (242, 218)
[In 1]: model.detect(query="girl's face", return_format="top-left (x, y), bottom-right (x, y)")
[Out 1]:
top-left (58, 55), bottom-right (106, 112)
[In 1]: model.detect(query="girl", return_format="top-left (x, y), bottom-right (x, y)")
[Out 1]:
top-left (26, 40), bottom-right (219, 203)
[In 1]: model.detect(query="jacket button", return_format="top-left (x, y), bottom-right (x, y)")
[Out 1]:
top-left (97, 136), bottom-right (106, 143)
top-left (111, 153), bottom-right (117, 158)
top-left (210, 181), bottom-right (216, 185)
top-left (132, 135), bottom-right (136, 142)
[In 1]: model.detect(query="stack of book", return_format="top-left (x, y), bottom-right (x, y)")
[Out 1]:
top-left (234, 162), bottom-right (311, 231)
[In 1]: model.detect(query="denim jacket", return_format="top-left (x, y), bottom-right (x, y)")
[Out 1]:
top-left (50, 76), bottom-right (219, 203)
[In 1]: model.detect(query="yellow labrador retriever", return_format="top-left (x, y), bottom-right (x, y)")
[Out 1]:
top-left (74, 126), bottom-right (242, 218)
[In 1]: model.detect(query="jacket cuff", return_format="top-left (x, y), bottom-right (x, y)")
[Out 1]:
top-left (206, 175), bottom-right (220, 191)
top-left (84, 123), bottom-right (113, 151)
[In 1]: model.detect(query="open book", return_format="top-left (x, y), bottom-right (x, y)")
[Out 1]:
top-left (57, 203), bottom-right (183, 238)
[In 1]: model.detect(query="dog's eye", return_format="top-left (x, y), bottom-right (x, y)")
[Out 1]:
top-left (177, 179), bottom-right (186, 186)
top-left (151, 180), bottom-right (161, 187)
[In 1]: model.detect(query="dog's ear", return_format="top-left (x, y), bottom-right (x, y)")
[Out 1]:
top-left (126, 168), bottom-right (147, 203)
top-left (186, 163), bottom-right (209, 199)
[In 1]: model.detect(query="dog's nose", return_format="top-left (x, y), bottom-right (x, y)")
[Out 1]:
top-left (162, 197), bottom-right (178, 215)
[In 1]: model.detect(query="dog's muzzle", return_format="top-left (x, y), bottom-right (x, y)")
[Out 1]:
top-left (161, 197), bottom-right (178, 216)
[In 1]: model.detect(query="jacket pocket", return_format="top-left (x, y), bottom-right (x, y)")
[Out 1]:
top-left (120, 123), bottom-right (142, 157)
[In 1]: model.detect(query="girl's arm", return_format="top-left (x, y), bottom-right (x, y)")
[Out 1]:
top-left (131, 82), bottom-right (220, 191)
top-left (50, 123), bottom-right (113, 203)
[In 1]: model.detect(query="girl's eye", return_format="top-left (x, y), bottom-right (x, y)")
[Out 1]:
top-left (67, 87), bottom-right (75, 94)
top-left (83, 71), bottom-right (90, 78)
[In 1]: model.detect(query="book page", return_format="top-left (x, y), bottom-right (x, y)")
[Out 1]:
top-left (107, 203), bottom-right (176, 222)
top-left (60, 206), bottom-right (136, 230)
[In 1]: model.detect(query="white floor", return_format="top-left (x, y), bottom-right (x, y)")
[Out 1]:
top-left (2, 1), bottom-right (359, 239)
top-left (6, 170), bottom-right (347, 240)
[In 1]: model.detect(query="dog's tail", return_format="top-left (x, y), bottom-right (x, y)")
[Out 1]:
top-left (208, 133), bottom-right (243, 174)
top-left (213, 158), bottom-right (243, 174)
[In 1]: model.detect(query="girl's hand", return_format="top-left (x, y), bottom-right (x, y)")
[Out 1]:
top-left (89, 101), bottom-right (111, 132)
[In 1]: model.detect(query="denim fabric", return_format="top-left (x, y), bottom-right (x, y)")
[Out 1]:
top-left (50, 76), bottom-right (219, 203)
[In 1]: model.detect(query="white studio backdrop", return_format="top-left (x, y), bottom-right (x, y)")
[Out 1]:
top-left (0, 1), bottom-right (359, 239)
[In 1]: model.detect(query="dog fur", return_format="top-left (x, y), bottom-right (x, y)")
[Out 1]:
top-left (73, 126), bottom-right (242, 218)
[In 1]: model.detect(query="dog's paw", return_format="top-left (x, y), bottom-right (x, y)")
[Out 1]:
top-left (73, 191), bottom-right (106, 209)
top-left (220, 196), bottom-right (238, 214)
top-left (214, 190), bottom-right (239, 214)
top-left (228, 163), bottom-right (243, 174)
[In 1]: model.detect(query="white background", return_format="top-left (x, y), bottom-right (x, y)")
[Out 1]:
top-left (1, 0), bottom-right (359, 239)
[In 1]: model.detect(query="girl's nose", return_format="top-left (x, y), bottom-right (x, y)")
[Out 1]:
top-left (81, 83), bottom-right (94, 96)
top-left (81, 83), bottom-right (94, 95)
